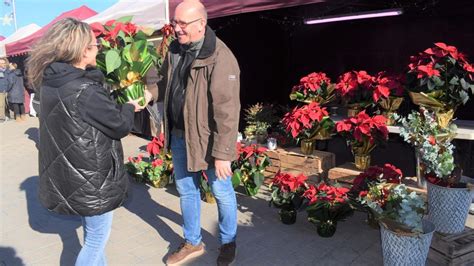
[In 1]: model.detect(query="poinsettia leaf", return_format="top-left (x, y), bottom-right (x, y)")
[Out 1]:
top-left (427, 80), bottom-right (435, 91)
top-left (105, 49), bottom-right (121, 74)
top-left (253, 172), bottom-right (265, 189)
top-left (231, 170), bottom-right (241, 188)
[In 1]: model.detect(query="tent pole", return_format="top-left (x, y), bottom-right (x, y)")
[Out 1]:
top-left (165, 0), bottom-right (170, 23)
top-left (12, 0), bottom-right (18, 31)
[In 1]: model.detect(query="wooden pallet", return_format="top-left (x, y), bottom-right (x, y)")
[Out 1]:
top-left (264, 147), bottom-right (336, 183)
top-left (429, 227), bottom-right (474, 265)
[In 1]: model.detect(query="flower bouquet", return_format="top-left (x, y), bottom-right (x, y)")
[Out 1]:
top-left (406, 42), bottom-right (474, 127)
top-left (92, 17), bottom-right (159, 105)
top-left (303, 182), bottom-right (353, 237)
top-left (289, 72), bottom-right (336, 105)
top-left (231, 143), bottom-right (271, 196)
top-left (269, 172), bottom-right (308, 224)
top-left (336, 111), bottom-right (389, 170)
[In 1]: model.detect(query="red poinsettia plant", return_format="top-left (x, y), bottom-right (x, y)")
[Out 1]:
top-left (335, 70), bottom-right (378, 107)
top-left (146, 133), bottom-right (165, 158)
top-left (91, 16), bottom-right (159, 105)
top-left (269, 171), bottom-right (308, 208)
top-left (281, 102), bottom-right (331, 141)
top-left (303, 182), bottom-right (354, 229)
top-left (350, 164), bottom-right (403, 198)
top-left (289, 72), bottom-right (336, 105)
top-left (407, 42), bottom-right (474, 109)
top-left (232, 143), bottom-right (271, 196)
top-left (336, 111), bottom-right (389, 155)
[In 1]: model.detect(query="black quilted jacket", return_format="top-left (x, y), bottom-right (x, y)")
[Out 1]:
top-left (38, 62), bottom-right (134, 216)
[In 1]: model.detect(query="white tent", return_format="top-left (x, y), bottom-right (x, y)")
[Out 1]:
top-left (84, 0), bottom-right (169, 29)
top-left (0, 23), bottom-right (41, 57)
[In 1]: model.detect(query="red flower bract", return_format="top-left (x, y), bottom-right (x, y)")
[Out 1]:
top-left (146, 133), bottom-right (165, 157)
top-left (281, 102), bottom-right (328, 138)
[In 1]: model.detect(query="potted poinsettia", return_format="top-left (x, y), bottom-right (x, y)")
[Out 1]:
top-left (358, 182), bottom-right (434, 265)
top-left (303, 182), bottom-right (353, 237)
top-left (395, 108), bottom-right (472, 234)
top-left (406, 42), bottom-right (474, 127)
top-left (335, 70), bottom-right (377, 116)
top-left (145, 133), bottom-right (172, 187)
top-left (374, 72), bottom-right (405, 125)
top-left (349, 164), bottom-right (403, 227)
top-left (91, 17), bottom-right (159, 105)
top-left (281, 102), bottom-right (334, 155)
top-left (269, 171), bottom-right (308, 224)
top-left (126, 154), bottom-right (147, 182)
top-left (289, 72), bottom-right (336, 105)
top-left (336, 111), bottom-right (389, 170)
top-left (231, 143), bottom-right (271, 196)
top-left (200, 171), bottom-right (216, 204)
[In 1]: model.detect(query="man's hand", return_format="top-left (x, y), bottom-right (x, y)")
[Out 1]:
top-left (215, 159), bottom-right (232, 180)
top-left (127, 97), bottom-right (145, 112)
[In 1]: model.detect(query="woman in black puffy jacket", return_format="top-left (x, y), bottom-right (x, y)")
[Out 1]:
top-left (26, 18), bottom-right (144, 266)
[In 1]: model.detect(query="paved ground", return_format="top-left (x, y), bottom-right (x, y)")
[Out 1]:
top-left (1, 117), bottom-right (473, 265)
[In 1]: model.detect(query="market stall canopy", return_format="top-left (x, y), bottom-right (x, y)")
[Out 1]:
top-left (0, 24), bottom-right (41, 57)
top-left (6, 5), bottom-right (97, 57)
top-left (84, 0), bottom-right (168, 30)
top-left (0, 36), bottom-right (4, 41)
top-left (168, 0), bottom-right (325, 19)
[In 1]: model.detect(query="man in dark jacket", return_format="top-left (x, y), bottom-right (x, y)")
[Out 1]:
top-left (145, 1), bottom-right (240, 265)
top-left (0, 57), bottom-right (13, 122)
top-left (7, 64), bottom-right (26, 122)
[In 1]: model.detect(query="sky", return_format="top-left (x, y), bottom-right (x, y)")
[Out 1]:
top-left (1, 0), bottom-right (119, 38)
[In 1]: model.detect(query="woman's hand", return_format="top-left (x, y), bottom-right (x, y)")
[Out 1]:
top-left (127, 97), bottom-right (145, 112)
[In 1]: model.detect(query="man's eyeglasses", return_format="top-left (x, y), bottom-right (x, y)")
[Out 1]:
top-left (170, 18), bottom-right (201, 29)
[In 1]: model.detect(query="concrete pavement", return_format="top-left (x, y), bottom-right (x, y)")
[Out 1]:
top-left (0, 117), bottom-right (471, 265)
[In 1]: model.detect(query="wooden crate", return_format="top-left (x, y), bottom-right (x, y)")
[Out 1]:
top-left (264, 147), bottom-right (336, 183)
top-left (328, 162), bottom-right (362, 186)
top-left (429, 227), bottom-right (474, 265)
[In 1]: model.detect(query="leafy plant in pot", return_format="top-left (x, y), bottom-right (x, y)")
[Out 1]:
top-left (395, 108), bottom-right (472, 234)
top-left (243, 103), bottom-right (279, 142)
top-left (358, 182), bottom-right (434, 265)
top-left (289, 72), bottom-right (336, 105)
top-left (269, 171), bottom-right (308, 224)
top-left (349, 164), bottom-right (403, 228)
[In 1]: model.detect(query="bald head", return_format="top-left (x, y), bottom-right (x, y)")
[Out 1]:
top-left (173, 0), bottom-right (208, 44)
top-left (176, 0), bottom-right (207, 21)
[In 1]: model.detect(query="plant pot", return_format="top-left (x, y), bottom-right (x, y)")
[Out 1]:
top-left (316, 220), bottom-right (337, 237)
top-left (427, 181), bottom-right (471, 234)
top-left (354, 153), bottom-right (371, 170)
top-left (255, 132), bottom-right (267, 144)
top-left (149, 174), bottom-right (170, 188)
top-left (300, 139), bottom-right (315, 155)
top-left (204, 192), bottom-right (216, 204)
top-left (116, 82), bottom-right (145, 105)
top-left (380, 220), bottom-right (435, 266)
top-left (279, 205), bottom-right (297, 225)
top-left (347, 104), bottom-right (363, 117)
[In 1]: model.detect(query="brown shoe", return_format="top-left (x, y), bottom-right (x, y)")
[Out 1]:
top-left (217, 242), bottom-right (236, 266)
top-left (21, 114), bottom-right (27, 121)
top-left (15, 117), bottom-right (22, 123)
top-left (166, 242), bottom-right (205, 265)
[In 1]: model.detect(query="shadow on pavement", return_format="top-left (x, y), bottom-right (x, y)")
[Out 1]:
top-left (24, 127), bottom-right (39, 150)
top-left (123, 178), bottom-right (217, 264)
top-left (20, 176), bottom-right (82, 266)
top-left (0, 246), bottom-right (25, 266)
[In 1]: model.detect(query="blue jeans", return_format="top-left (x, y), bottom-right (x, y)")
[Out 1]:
top-left (75, 211), bottom-right (113, 266)
top-left (171, 135), bottom-right (237, 246)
